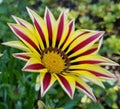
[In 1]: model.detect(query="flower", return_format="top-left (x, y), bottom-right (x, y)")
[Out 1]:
top-left (3, 7), bottom-right (118, 101)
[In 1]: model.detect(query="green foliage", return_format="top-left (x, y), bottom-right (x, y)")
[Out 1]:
top-left (103, 35), bottom-right (120, 54)
top-left (0, 0), bottom-right (120, 109)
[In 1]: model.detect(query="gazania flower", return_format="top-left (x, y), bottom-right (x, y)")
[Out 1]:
top-left (3, 7), bottom-right (118, 101)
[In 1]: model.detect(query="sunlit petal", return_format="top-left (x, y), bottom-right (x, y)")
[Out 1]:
top-left (70, 64), bottom-right (116, 80)
top-left (70, 55), bottom-right (119, 66)
top-left (67, 31), bottom-right (104, 58)
top-left (13, 53), bottom-right (33, 61)
top-left (26, 7), bottom-right (49, 49)
top-left (22, 58), bottom-right (47, 72)
top-left (2, 41), bottom-right (30, 51)
top-left (70, 70), bottom-right (104, 88)
top-left (41, 73), bottom-right (56, 97)
top-left (54, 74), bottom-right (75, 99)
top-left (75, 77), bottom-right (96, 102)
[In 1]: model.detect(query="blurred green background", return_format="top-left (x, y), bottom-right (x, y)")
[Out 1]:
top-left (0, 0), bottom-right (120, 109)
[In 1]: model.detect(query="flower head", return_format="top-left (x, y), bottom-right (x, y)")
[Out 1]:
top-left (3, 7), bottom-right (118, 101)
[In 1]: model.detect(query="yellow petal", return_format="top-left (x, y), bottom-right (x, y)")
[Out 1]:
top-left (26, 7), bottom-right (49, 49)
top-left (12, 15), bottom-right (35, 32)
top-left (54, 74), bottom-right (75, 99)
top-left (22, 58), bottom-right (47, 72)
top-left (2, 41), bottom-right (30, 51)
top-left (13, 53), bottom-right (33, 61)
top-left (75, 77), bottom-right (96, 102)
top-left (70, 64), bottom-right (116, 79)
top-left (70, 70), bottom-right (104, 88)
top-left (40, 73), bottom-right (56, 97)
top-left (70, 55), bottom-right (119, 66)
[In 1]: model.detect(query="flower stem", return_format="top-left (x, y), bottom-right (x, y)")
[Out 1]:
top-left (34, 89), bottom-right (46, 109)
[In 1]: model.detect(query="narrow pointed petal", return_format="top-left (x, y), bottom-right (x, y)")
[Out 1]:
top-left (41, 73), bottom-right (56, 97)
top-left (36, 74), bottom-right (41, 91)
top-left (22, 58), bottom-right (47, 72)
top-left (70, 64), bottom-right (116, 80)
top-left (67, 31), bottom-right (104, 58)
top-left (75, 77), bottom-right (96, 102)
top-left (96, 37), bottom-right (103, 52)
top-left (60, 20), bottom-right (75, 49)
top-left (12, 15), bottom-right (35, 32)
top-left (13, 53), bottom-right (33, 61)
top-left (2, 41), bottom-right (30, 51)
top-left (70, 71), bottom-right (104, 88)
top-left (26, 7), bottom-right (49, 48)
top-left (56, 12), bottom-right (69, 48)
top-left (62, 30), bottom-right (89, 51)
top-left (55, 74), bottom-right (75, 99)
top-left (70, 55), bottom-right (119, 66)
top-left (8, 23), bottom-right (40, 53)
top-left (44, 7), bottom-right (56, 46)
top-left (78, 38), bottom-right (102, 56)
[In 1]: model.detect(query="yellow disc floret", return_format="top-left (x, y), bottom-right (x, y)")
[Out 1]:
top-left (42, 52), bottom-right (65, 74)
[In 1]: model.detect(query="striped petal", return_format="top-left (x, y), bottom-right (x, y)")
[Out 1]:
top-left (12, 15), bottom-right (35, 32)
top-left (54, 74), bottom-right (75, 99)
top-left (62, 30), bottom-right (87, 51)
top-left (2, 41), bottom-right (30, 51)
top-left (78, 38), bottom-right (103, 56)
top-left (67, 31), bottom-right (104, 58)
top-left (22, 58), bottom-right (47, 72)
top-left (44, 7), bottom-right (56, 46)
top-left (13, 53), bottom-right (33, 61)
top-left (70, 71), bottom-right (104, 88)
top-left (41, 73), bottom-right (56, 97)
top-left (70, 64), bottom-right (116, 80)
top-left (8, 24), bottom-right (40, 53)
top-left (27, 7), bottom-right (49, 49)
top-left (59, 20), bottom-right (75, 49)
top-left (71, 55), bottom-right (118, 66)
top-left (75, 77), bottom-right (96, 102)
top-left (56, 12), bottom-right (70, 48)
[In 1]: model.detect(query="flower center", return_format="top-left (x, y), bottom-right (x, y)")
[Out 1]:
top-left (41, 47), bottom-right (70, 74)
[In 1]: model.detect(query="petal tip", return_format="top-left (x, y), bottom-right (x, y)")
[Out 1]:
top-left (11, 15), bottom-right (16, 19)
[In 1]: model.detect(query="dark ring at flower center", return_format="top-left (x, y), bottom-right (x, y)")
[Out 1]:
top-left (41, 47), bottom-right (70, 73)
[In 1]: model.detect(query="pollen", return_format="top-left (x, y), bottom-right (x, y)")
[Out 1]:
top-left (42, 52), bottom-right (65, 74)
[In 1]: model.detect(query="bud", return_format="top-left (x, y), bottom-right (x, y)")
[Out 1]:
top-left (37, 100), bottom-right (46, 109)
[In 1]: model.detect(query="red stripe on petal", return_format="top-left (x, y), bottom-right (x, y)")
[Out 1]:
top-left (70, 31), bottom-right (90, 45)
top-left (73, 32), bottom-right (102, 52)
top-left (46, 10), bottom-right (52, 41)
top-left (76, 82), bottom-right (95, 100)
top-left (12, 26), bottom-right (38, 50)
top-left (14, 54), bottom-right (30, 60)
top-left (79, 60), bottom-right (105, 64)
top-left (18, 20), bottom-right (26, 27)
top-left (58, 75), bottom-right (72, 97)
top-left (63, 21), bottom-right (74, 45)
top-left (57, 13), bottom-right (64, 41)
top-left (86, 70), bottom-right (114, 78)
top-left (43, 73), bottom-right (51, 91)
top-left (34, 18), bottom-right (46, 44)
top-left (24, 63), bottom-right (44, 70)
top-left (79, 48), bottom-right (97, 56)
